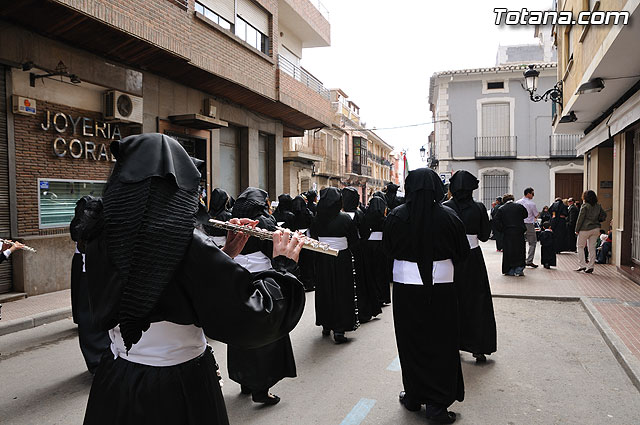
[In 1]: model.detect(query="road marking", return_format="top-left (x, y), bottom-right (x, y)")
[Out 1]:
top-left (340, 398), bottom-right (376, 425)
top-left (386, 355), bottom-right (401, 371)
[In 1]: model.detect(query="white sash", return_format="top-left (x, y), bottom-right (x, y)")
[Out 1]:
top-left (368, 231), bottom-right (383, 241)
top-left (466, 234), bottom-right (479, 249)
top-left (277, 221), bottom-right (285, 227)
top-left (345, 212), bottom-right (355, 220)
top-left (109, 321), bottom-right (207, 367)
top-left (212, 236), bottom-right (227, 248)
top-left (393, 259), bottom-right (454, 285)
top-left (234, 251), bottom-right (272, 273)
top-left (318, 236), bottom-right (348, 251)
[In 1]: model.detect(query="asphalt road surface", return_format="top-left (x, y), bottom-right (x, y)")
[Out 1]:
top-left (1, 294), bottom-right (640, 424)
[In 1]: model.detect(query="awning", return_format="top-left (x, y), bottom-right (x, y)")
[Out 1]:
top-left (168, 114), bottom-right (228, 129)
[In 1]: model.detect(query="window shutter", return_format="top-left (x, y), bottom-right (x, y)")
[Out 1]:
top-left (199, 0), bottom-right (235, 24)
top-left (237, 0), bottom-right (269, 35)
top-left (482, 103), bottom-right (510, 137)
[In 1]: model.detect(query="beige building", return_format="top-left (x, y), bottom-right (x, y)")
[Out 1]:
top-left (553, 0), bottom-right (640, 282)
top-left (283, 88), bottom-right (397, 201)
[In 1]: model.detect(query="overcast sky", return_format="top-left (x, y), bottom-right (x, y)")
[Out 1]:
top-left (302, 0), bottom-right (553, 169)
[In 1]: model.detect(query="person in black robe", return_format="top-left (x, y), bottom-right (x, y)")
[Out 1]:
top-left (310, 187), bottom-right (359, 343)
top-left (384, 182), bottom-right (404, 211)
top-left (539, 221), bottom-right (556, 269)
top-left (490, 197), bottom-right (504, 251)
top-left (567, 198), bottom-right (579, 252)
top-left (493, 194), bottom-right (528, 276)
top-left (443, 171), bottom-right (497, 363)
top-left (361, 196), bottom-right (391, 307)
top-left (343, 187), bottom-right (381, 323)
top-left (540, 206), bottom-right (551, 224)
top-left (290, 195), bottom-right (315, 291)
top-left (70, 196), bottom-right (111, 375)
top-left (305, 190), bottom-right (318, 215)
top-left (383, 168), bottom-right (469, 424)
top-left (80, 134), bottom-right (306, 425)
top-left (204, 188), bottom-right (233, 247)
top-left (227, 187), bottom-right (297, 405)
top-left (273, 194), bottom-right (295, 229)
top-left (549, 198), bottom-right (569, 253)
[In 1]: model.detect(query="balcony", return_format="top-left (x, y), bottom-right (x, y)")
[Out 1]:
top-left (278, 0), bottom-right (330, 48)
top-left (550, 134), bottom-right (580, 158)
top-left (316, 158), bottom-right (342, 177)
top-left (351, 162), bottom-right (371, 177)
top-left (475, 136), bottom-right (517, 158)
top-left (279, 55), bottom-right (330, 100)
top-left (332, 100), bottom-right (360, 125)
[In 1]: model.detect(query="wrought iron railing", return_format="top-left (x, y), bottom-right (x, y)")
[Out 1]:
top-left (475, 136), bottom-right (517, 158)
top-left (278, 55), bottom-right (330, 100)
top-left (550, 134), bottom-right (580, 157)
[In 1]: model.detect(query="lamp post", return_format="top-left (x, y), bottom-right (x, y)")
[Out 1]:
top-left (523, 65), bottom-right (562, 104)
top-left (419, 145), bottom-right (426, 161)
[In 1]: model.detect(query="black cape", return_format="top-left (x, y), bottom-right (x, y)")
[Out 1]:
top-left (443, 196), bottom-right (497, 355)
top-left (567, 204), bottom-right (579, 251)
top-left (493, 201), bottom-right (527, 274)
top-left (491, 204), bottom-right (504, 251)
top-left (539, 230), bottom-right (557, 266)
top-left (549, 200), bottom-right (569, 253)
top-left (360, 196), bottom-right (391, 306)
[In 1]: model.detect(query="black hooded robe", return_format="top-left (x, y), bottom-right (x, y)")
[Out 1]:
top-left (383, 168), bottom-right (469, 410)
top-left (343, 187), bottom-right (381, 323)
top-left (204, 188), bottom-right (232, 247)
top-left (227, 188), bottom-right (297, 394)
top-left (549, 200), bottom-right (569, 253)
top-left (493, 201), bottom-right (528, 274)
top-left (82, 134), bottom-right (305, 425)
top-left (290, 195), bottom-right (316, 291)
top-left (444, 171), bottom-right (497, 356)
top-left (273, 194), bottom-right (296, 229)
top-left (567, 203), bottom-right (579, 252)
top-left (539, 230), bottom-right (557, 266)
top-left (360, 196), bottom-right (391, 306)
top-left (310, 188), bottom-right (359, 333)
top-left (491, 203), bottom-right (504, 251)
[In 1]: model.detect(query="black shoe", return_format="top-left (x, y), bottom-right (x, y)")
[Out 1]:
top-left (575, 267), bottom-right (586, 272)
top-left (252, 391), bottom-right (281, 405)
top-left (334, 333), bottom-right (348, 344)
top-left (426, 409), bottom-right (457, 424)
top-left (526, 263), bottom-right (538, 268)
top-left (398, 391), bottom-right (421, 412)
top-left (240, 385), bottom-right (252, 395)
top-left (321, 328), bottom-right (331, 336)
top-left (544, 264), bottom-right (550, 269)
top-left (585, 268), bottom-right (594, 274)
top-left (473, 353), bottom-right (487, 363)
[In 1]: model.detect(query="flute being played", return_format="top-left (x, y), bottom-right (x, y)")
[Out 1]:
top-left (208, 219), bottom-right (339, 257)
top-left (0, 238), bottom-right (37, 253)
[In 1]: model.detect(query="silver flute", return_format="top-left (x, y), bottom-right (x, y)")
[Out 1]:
top-left (208, 219), bottom-right (339, 257)
top-left (0, 238), bottom-right (37, 253)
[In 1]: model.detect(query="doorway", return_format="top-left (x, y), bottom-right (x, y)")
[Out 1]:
top-left (555, 173), bottom-right (583, 201)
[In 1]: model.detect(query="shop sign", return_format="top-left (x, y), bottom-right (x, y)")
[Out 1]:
top-left (13, 96), bottom-right (37, 115)
top-left (40, 110), bottom-right (121, 161)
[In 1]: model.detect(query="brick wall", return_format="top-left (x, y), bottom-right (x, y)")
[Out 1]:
top-left (13, 100), bottom-right (135, 235)
top-left (278, 71), bottom-right (333, 126)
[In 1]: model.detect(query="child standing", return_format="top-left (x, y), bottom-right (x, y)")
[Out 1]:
top-left (539, 221), bottom-right (556, 269)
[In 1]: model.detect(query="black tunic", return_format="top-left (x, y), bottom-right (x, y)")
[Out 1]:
top-left (443, 198), bottom-right (497, 355)
top-left (350, 208), bottom-right (383, 322)
top-left (383, 203), bottom-right (469, 407)
top-left (539, 230), bottom-right (557, 266)
top-left (83, 229), bottom-right (305, 425)
top-left (291, 196), bottom-right (315, 291)
top-left (549, 200), bottom-right (569, 253)
top-left (226, 214), bottom-right (297, 392)
top-left (360, 200), bottom-right (391, 306)
top-left (491, 204), bottom-right (504, 251)
top-left (310, 211), bottom-right (359, 332)
top-left (493, 201), bottom-right (527, 274)
top-left (567, 204), bottom-right (579, 251)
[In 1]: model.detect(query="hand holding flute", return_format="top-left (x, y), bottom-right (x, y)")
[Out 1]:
top-left (0, 238), bottom-right (36, 253)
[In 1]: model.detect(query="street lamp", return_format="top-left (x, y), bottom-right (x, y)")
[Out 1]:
top-left (419, 145), bottom-right (426, 161)
top-left (523, 65), bottom-right (562, 104)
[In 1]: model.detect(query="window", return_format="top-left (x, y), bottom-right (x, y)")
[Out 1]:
top-left (487, 81), bottom-right (504, 90)
top-left (235, 16), bottom-right (269, 54)
top-left (481, 173), bottom-right (510, 209)
top-left (39, 179), bottom-right (107, 228)
top-left (482, 103), bottom-right (510, 137)
top-left (195, 1), bottom-right (233, 29)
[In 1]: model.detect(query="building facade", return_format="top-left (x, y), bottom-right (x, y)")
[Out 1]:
top-left (553, 0), bottom-right (640, 281)
top-left (0, 0), bottom-right (332, 295)
top-left (429, 37), bottom-right (584, 210)
top-left (283, 88), bottom-right (397, 201)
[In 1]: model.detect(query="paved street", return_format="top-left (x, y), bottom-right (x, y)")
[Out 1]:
top-left (2, 243), bottom-right (640, 425)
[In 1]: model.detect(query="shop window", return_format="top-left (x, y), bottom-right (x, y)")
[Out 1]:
top-left (38, 179), bottom-right (106, 228)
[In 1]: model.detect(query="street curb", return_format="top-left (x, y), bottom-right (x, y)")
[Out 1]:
top-left (0, 307), bottom-right (72, 337)
top-left (492, 294), bottom-right (581, 302)
top-left (580, 297), bottom-right (640, 392)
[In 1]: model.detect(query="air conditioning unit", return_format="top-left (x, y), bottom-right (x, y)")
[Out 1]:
top-left (103, 90), bottom-right (143, 124)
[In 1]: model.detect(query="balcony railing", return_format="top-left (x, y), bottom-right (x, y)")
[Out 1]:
top-left (475, 136), bottom-right (517, 158)
top-left (317, 159), bottom-right (342, 176)
top-left (278, 55), bottom-right (330, 100)
top-left (550, 134), bottom-right (580, 157)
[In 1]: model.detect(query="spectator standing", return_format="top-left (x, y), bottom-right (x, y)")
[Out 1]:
top-left (575, 190), bottom-right (606, 274)
top-left (567, 198), bottom-right (579, 252)
top-left (516, 188), bottom-right (539, 268)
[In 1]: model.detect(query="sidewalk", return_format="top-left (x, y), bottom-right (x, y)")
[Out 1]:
top-left (484, 240), bottom-right (640, 390)
top-left (0, 289), bottom-right (71, 336)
